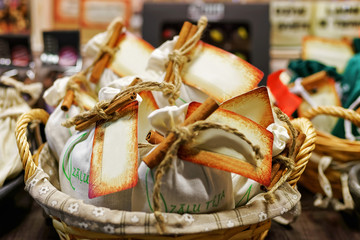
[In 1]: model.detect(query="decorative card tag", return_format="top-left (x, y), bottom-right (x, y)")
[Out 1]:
top-left (109, 32), bottom-right (154, 77)
top-left (138, 91), bottom-right (159, 143)
top-left (302, 36), bottom-right (354, 73)
top-left (89, 101), bottom-right (138, 198)
top-left (220, 87), bottom-right (274, 128)
top-left (182, 42), bottom-right (263, 103)
top-left (180, 102), bottom-right (273, 186)
top-left (297, 77), bottom-right (341, 133)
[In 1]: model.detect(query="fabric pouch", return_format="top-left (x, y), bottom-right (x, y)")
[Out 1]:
top-left (0, 77), bottom-right (42, 187)
top-left (132, 104), bottom-right (235, 214)
top-left (44, 77), bottom-right (97, 161)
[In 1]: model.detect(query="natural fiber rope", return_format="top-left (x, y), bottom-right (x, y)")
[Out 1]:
top-left (62, 80), bottom-right (175, 128)
top-left (83, 17), bottom-right (124, 77)
top-left (152, 120), bottom-right (262, 233)
top-left (61, 17), bottom-right (122, 108)
top-left (167, 16), bottom-right (208, 105)
top-left (302, 105), bottom-right (360, 127)
top-left (287, 118), bottom-right (316, 186)
top-left (302, 105), bottom-right (360, 162)
top-left (15, 109), bottom-right (49, 181)
top-left (64, 72), bottom-right (98, 110)
top-left (264, 108), bottom-right (297, 202)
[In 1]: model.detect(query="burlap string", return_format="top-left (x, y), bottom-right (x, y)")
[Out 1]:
top-left (264, 108), bottom-right (297, 203)
top-left (152, 120), bottom-right (263, 233)
top-left (166, 16), bottom-right (208, 105)
top-left (84, 17), bottom-right (124, 76)
top-left (60, 17), bottom-right (124, 111)
top-left (64, 72), bottom-right (98, 110)
top-left (62, 79), bottom-right (176, 128)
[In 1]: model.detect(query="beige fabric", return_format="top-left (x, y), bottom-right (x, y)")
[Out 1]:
top-left (1, 76), bottom-right (43, 106)
top-left (311, 153), bottom-right (354, 210)
top-left (26, 149), bottom-right (301, 235)
top-left (0, 87), bottom-right (31, 187)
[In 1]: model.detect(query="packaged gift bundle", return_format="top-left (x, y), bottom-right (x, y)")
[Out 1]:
top-left (44, 18), bottom-right (154, 162)
top-left (15, 16), bottom-right (316, 239)
top-left (268, 36), bottom-right (360, 211)
top-left (0, 76), bottom-right (42, 187)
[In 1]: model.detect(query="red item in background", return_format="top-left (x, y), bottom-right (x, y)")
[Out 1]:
top-left (58, 46), bottom-right (77, 66)
top-left (11, 44), bottom-right (30, 67)
top-left (267, 69), bottom-right (302, 117)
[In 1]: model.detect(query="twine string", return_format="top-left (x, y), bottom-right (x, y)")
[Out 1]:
top-left (152, 120), bottom-right (262, 233)
top-left (83, 17), bottom-right (124, 77)
top-left (264, 107), bottom-right (297, 202)
top-left (166, 16), bottom-right (208, 105)
top-left (62, 80), bottom-right (176, 128)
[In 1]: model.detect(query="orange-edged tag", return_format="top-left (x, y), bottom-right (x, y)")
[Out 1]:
top-left (182, 41), bottom-right (263, 103)
top-left (297, 77), bottom-right (341, 133)
top-left (138, 91), bottom-right (159, 143)
top-left (267, 69), bottom-right (302, 117)
top-left (181, 102), bottom-right (273, 186)
top-left (109, 32), bottom-right (154, 77)
top-left (89, 101), bottom-right (138, 198)
top-left (220, 87), bottom-right (274, 128)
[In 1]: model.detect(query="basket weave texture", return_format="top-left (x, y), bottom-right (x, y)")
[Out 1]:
top-left (15, 109), bottom-right (316, 240)
top-left (300, 105), bottom-right (360, 200)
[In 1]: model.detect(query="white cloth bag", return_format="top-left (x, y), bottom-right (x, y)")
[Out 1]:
top-left (132, 105), bottom-right (235, 213)
top-left (0, 78), bottom-right (42, 187)
top-left (58, 81), bottom-right (139, 210)
top-left (44, 77), bottom-right (81, 161)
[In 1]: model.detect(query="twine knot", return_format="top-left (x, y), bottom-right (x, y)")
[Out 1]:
top-left (197, 16), bottom-right (208, 28)
top-left (101, 45), bottom-right (119, 58)
top-left (93, 101), bottom-right (115, 120)
top-left (168, 50), bottom-right (189, 66)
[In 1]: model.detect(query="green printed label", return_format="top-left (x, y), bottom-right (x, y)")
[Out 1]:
top-left (62, 132), bottom-right (89, 190)
top-left (145, 168), bottom-right (226, 213)
top-left (235, 184), bottom-right (253, 207)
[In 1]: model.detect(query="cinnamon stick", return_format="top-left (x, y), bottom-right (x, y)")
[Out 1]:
top-left (129, 77), bottom-right (141, 87)
top-left (61, 89), bottom-right (74, 111)
top-left (143, 97), bottom-right (219, 168)
top-left (267, 132), bottom-right (306, 190)
top-left (168, 24), bottom-right (198, 84)
top-left (146, 130), bottom-right (164, 144)
top-left (90, 21), bottom-right (123, 84)
top-left (163, 21), bottom-right (192, 83)
top-left (75, 92), bottom-right (137, 131)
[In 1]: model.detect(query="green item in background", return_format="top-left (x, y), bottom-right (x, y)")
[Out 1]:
top-left (332, 53), bottom-right (360, 140)
top-left (340, 54), bottom-right (360, 106)
top-left (354, 38), bottom-right (360, 54)
top-left (288, 59), bottom-right (343, 83)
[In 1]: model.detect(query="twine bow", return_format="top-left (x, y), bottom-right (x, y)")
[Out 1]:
top-left (152, 120), bottom-right (262, 233)
top-left (0, 76), bottom-right (43, 106)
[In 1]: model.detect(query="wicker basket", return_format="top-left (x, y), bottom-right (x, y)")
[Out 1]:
top-left (300, 105), bottom-right (360, 201)
top-left (15, 109), bottom-right (316, 240)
